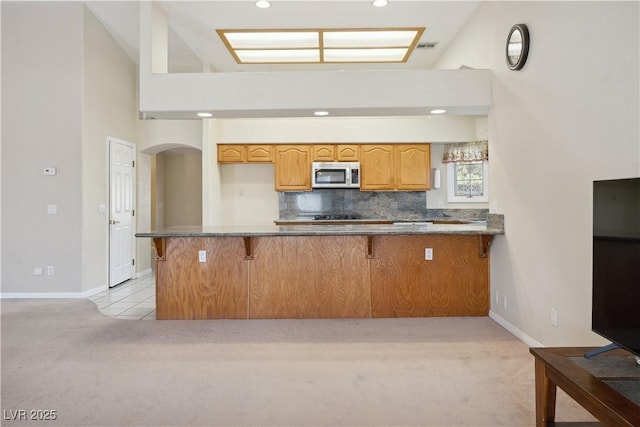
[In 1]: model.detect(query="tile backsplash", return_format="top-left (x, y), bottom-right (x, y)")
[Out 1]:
top-left (279, 189), bottom-right (488, 220)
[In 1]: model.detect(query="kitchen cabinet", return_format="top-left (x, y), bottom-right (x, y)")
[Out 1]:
top-left (218, 144), bottom-right (274, 163)
top-left (360, 145), bottom-right (395, 190)
top-left (247, 144), bottom-right (274, 162)
top-left (217, 144), bottom-right (246, 163)
top-left (336, 144), bottom-right (359, 161)
top-left (360, 144), bottom-right (431, 191)
top-left (275, 145), bottom-right (312, 191)
top-left (313, 145), bottom-right (335, 161)
top-left (395, 144), bottom-right (431, 190)
top-left (312, 144), bottom-right (359, 161)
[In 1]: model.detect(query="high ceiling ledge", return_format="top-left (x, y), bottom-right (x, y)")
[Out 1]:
top-left (138, 69), bottom-right (491, 119)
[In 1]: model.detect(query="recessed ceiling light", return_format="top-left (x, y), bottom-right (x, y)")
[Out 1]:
top-left (197, 112), bottom-right (213, 118)
top-left (314, 111), bottom-right (329, 116)
top-left (430, 109), bottom-right (447, 115)
top-left (255, 0), bottom-right (271, 8)
top-left (372, 0), bottom-right (389, 7)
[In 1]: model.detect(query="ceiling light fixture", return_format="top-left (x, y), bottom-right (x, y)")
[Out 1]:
top-left (217, 27), bottom-right (424, 65)
top-left (197, 112), bottom-right (213, 118)
top-left (372, 0), bottom-right (389, 7)
top-left (255, 0), bottom-right (271, 8)
top-left (430, 109), bottom-right (447, 115)
top-left (314, 111), bottom-right (329, 116)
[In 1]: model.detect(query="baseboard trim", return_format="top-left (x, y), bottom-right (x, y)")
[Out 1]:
top-left (136, 268), bottom-right (152, 279)
top-left (489, 310), bottom-right (544, 348)
top-left (1, 285), bottom-right (107, 299)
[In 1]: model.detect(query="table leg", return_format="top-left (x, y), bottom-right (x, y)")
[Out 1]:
top-left (535, 358), bottom-right (557, 427)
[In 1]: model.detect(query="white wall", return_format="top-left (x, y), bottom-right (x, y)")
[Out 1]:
top-left (83, 6), bottom-right (140, 291)
top-left (1, 3), bottom-right (150, 295)
top-left (1, 2), bottom-right (84, 294)
top-left (207, 116), bottom-right (480, 225)
top-left (163, 151), bottom-right (202, 227)
top-left (436, 1), bottom-right (640, 346)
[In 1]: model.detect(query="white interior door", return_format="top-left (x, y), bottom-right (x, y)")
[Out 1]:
top-left (109, 138), bottom-right (136, 287)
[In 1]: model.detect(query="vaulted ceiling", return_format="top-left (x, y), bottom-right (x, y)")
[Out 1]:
top-left (86, 1), bottom-right (482, 73)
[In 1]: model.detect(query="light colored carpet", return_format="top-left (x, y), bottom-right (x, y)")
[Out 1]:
top-left (1, 299), bottom-right (595, 427)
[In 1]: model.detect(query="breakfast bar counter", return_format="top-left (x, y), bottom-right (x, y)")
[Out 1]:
top-left (137, 221), bottom-right (504, 320)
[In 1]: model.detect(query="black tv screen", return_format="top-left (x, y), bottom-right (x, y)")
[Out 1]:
top-left (592, 177), bottom-right (640, 357)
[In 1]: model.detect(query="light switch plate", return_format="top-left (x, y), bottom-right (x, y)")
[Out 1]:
top-left (198, 250), bottom-right (207, 263)
top-left (47, 204), bottom-right (58, 215)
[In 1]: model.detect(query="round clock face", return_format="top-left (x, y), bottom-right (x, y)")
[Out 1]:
top-left (506, 24), bottom-right (530, 70)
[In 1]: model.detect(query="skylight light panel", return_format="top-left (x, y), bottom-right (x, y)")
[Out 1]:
top-left (222, 31), bottom-right (319, 49)
top-left (323, 30), bottom-right (420, 48)
top-left (217, 27), bottom-right (425, 64)
top-left (324, 48), bottom-right (408, 62)
top-left (235, 49), bottom-right (320, 63)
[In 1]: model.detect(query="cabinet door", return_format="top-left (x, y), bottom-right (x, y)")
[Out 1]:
top-left (247, 144), bottom-right (274, 163)
top-left (336, 144), bottom-right (359, 161)
top-left (395, 144), bottom-right (431, 190)
top-left (313, 144), bottom-right (336, 162)
top-left (217, 145), bottom-right (246, 163)
top-left (275, 145), bottom-right (312, 191)
top-left (360, 145), bottom-right (395, 190)
top-left (313, 144), bottom-right (335, 161)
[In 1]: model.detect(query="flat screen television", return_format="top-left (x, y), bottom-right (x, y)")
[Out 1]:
top-left (592, 177), bottom-right (640, 357)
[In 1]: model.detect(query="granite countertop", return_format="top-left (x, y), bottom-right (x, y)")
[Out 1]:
top-left (136, 221), bottom-right (504, 238)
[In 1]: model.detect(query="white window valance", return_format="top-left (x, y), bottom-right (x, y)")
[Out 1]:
top-left (442, 140), bottom-right (488, 163)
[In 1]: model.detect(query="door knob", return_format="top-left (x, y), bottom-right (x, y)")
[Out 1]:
top-left (110, 219), bottom-right (121, 225)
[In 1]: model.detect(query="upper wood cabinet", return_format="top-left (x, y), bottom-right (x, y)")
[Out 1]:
top-left (313, 145), bottom-right (335, 161)
top-left (275, 145), bottom-right (312, 191)
top-left (395, 144), bottom-right (431, 190)
top-left (217, 144), bottom-right (246, 163)
top-left (336, 144), bottom-right (359, 161)
top-left (247, 145), bottom-right (274, 163)
top-left (312, 144), bottom-right (359, 162)
top-left (360, 145), bottom-right (395, 190)
top-left (360, 144), bottom-right (431, 191)
top-left (218, 144), bottom-right (274, 163)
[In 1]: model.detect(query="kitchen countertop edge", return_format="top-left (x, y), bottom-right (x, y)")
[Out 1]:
top-left (136, 223), bottom-right (504, 238)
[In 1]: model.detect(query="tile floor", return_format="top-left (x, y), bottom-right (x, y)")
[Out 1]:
top-left (89, 274), bottom-right (156, 320)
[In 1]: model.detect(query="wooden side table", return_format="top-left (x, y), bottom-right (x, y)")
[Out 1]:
top-left (530, 347), bottom-right (640, 426)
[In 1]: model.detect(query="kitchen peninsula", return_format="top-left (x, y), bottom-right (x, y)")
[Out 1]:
top-left (137, 220), bottom-right (504, 320)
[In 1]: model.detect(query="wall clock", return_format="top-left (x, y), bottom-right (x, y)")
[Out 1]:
top-left (506, 24), bottom-right (530, 70)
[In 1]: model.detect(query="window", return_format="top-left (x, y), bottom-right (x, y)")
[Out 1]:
top-left (447, 160), bottom-right (488, 203)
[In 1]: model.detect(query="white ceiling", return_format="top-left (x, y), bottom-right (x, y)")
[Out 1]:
top-left (86, 1), bottom-right (482, 73)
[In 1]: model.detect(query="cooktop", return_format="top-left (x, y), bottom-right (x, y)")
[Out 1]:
top-left (313, 214), bottom-right (361, 220)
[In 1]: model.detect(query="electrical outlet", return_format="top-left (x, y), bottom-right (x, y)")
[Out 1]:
top-left (198, 250), bottom-right (207, 263)
top-left (550, 308), bottom-right (558, 327)
top-left (33, 267), bottom-right (43, 276)
top-left (47, 204), bottom-right (58, 215)
top-left (425, 248), bottom-right (433, 260)
top-left (47, 266), bottom-right (55, 276)
top-left (503, 295), bottom-right (507, 310)
top-left (495, 291), bottom-right (500, 305)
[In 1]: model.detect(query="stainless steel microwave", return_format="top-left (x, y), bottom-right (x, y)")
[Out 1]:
top-left (312, 162), bottom-right (360, 189)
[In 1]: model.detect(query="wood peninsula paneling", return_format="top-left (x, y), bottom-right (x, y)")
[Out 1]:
top-left (155, 237), bottom-right (248, 319)
top-left (249, 235), bottom-right (371, 318)
top-left (370, 235), bottom-right (489, 317)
